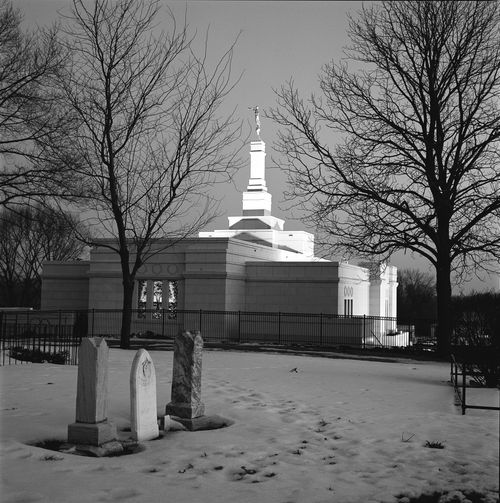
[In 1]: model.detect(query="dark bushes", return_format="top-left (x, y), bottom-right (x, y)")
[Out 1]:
top-left (9, 346), bottom-right (69, 364)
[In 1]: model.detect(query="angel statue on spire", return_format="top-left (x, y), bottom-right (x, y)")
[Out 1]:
top-left (248, 105), bottom-right (261, 138)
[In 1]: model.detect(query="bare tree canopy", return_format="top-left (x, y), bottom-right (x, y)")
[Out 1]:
top-left (48, 0), bottom-right (243, 348)
top-left (397, 268), bottom-right (436, 321)
top-left (269, 1), bottom-right (500, 354)
top-left (0, 205), bottom-right (88, 307)
top-left (0, 0), bottom-right (75, 208)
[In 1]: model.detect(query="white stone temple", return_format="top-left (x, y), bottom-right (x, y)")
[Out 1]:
top-left (41, 111), bottom-right (397, 338)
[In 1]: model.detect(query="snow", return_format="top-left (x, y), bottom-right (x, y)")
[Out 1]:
top-left (1, 349), bottom-right (498, 503)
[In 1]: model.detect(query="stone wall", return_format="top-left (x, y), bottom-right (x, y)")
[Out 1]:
top-left (244, 262), bottom-right (342, 313)
top-left (41, 261), bottom-right (90, 310)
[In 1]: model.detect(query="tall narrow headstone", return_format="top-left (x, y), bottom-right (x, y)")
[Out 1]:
top-left (68, 338), bottom-right (116, 446)
top-left (130, 349), bottom-right (159, 441)
top-left (165, 331), bottom-right (205, 427)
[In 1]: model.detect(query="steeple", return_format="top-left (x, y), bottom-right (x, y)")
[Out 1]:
top-left (237, 106), bottom-right (272, 219)
top-left (241, 139), bottom-right (272, 217)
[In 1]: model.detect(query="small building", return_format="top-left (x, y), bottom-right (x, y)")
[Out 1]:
top-left (41, 131), bottom-right (397, 341)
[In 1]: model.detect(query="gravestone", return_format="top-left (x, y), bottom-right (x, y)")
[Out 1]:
top-left (165, 331), bottom-right (205, 429)
top-left (130, 349), bottom-right (159, 441)
top-left (68, 337), bottom-right (117, 446)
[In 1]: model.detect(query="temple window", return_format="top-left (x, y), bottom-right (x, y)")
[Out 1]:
top-left (136, 279), bottom-right (177, 319)
top-left (343, 285), bottom-right (354, 316)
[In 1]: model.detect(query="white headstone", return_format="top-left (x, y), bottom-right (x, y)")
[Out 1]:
top-left (76, 337), bottom-right (109, 423)
top-left (68, 337), bottom-right (117, 446)
top-left (130, 349), bottom-right (159, 441)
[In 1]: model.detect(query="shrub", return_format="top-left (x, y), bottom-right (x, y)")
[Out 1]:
top-left (9, 346), bottom-right (69, 364)
top-left (451, 292), bottom-right (500, 387)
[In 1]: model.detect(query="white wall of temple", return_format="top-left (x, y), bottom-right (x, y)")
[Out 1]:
top-left (336, 263), bottom-right (370, 316)
top-left (244, 262), bottom-right (341, 313)
top-left (40, 261), bottom-right (90, 310)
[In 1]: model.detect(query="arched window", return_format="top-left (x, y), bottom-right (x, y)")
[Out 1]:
top-left (343, 285), bottom-right (354, 316)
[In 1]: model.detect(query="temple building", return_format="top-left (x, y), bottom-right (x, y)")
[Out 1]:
top-left (41, 112), bottom-right (397, 330)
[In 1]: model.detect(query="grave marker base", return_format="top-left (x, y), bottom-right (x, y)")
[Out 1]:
top-left (165, 401), bottom-right (205, 419)
top-left (67, 420), bottom-right (117, 446)
top-left (169, 414), bottom-right (234, 431)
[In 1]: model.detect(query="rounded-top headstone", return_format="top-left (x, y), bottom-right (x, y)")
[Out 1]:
top-left (130, 349), bottom-right (159, 441)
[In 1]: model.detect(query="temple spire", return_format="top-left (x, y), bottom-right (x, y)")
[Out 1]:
top-left (241, 108), bottom-right (270, 216)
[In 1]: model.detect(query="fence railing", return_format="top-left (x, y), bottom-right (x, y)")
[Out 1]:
top-left (1, 308), bottom-right (435, 366)
top-left (450, 349), bottom-right (500, 415)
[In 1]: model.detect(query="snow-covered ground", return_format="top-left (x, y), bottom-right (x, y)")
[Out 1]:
top-left (1, 349), bottom-right (498, 503)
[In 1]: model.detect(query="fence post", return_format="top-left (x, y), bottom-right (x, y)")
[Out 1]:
top-left (199, 309), bottom-right (202, 333)
top-left (363, 315), bottom-right (366, 349)
top-left (462, 365), bottom-right (467, 415)
top-left (33, 315), bottom-right (37, 353)
top-left (58, 310), bottom-right (62, 349)
top-left (238, 311), bottom-right (241, 344)
top-left (162, 308), bottom-right (165, 338)
top-left (278, 312), bottom-right (281, 345)
top-left (91, 309), bottom-right (95, 337)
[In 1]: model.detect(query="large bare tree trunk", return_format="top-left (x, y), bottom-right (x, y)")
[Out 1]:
top-left (120, 275), bottom-right (134, 350)
top-left (435, 257), bottom-right (452, 357)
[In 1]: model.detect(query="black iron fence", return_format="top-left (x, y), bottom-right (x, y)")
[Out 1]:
top-left (0, 308), bottom-right (436, 366)
top-left (86, 308), bottom-right (431, 348)
top-left (0, 310), bottom-right (82, 365)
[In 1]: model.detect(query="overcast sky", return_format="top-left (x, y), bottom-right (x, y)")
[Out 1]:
top-left (16, 0), bottom-right (499, 292)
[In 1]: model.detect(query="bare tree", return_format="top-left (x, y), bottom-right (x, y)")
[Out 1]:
top-left (397, 269), bottom-right (436, 321)
top-left (50, 0), bottom-right (243, 348)
top-left (0, 0), bottom-right (76, 208)
top-left (0, 206), bottom-right (88, 307)
top-left (269, 1), bottom-right (500, 355)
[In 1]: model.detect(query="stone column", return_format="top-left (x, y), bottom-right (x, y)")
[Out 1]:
top-left (68, 338), bottom-right (116, 446)
top-left (165, 331), bottom-right (205, 427)
top-left (130, 349), bottom-right (159, 441)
